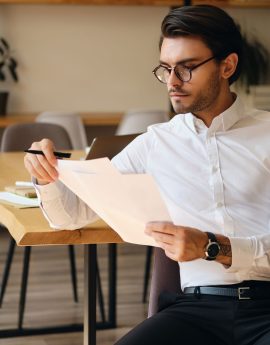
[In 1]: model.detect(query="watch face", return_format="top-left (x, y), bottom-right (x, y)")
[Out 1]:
top-left (207, 242), bottom-right (220, 259)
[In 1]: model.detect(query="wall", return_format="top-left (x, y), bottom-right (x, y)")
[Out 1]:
top-left (1, 5), bottom-right (169, 113)
top-left (1, 5), bottom-right (270, 114)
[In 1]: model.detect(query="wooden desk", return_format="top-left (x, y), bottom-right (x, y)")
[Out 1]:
top-left (0, 152), bottom-right (123, 344)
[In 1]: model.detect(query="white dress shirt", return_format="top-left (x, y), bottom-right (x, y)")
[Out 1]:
top-left (36, 95), bottom-right (270, 290)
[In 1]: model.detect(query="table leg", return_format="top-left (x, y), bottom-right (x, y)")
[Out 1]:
top-left (84, 244), bottom-right (97, 345)
top-left (108, 244), bottom-right (117, 327)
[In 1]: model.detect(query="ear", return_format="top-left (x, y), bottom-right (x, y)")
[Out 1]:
top-left (220, 53), bottom-right (238, 81)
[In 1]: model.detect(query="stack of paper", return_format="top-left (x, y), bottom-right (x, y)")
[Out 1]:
top-left (0, 181), bottom-right (39, 208)
top-left (5, 185), bottom-right (37, 198)
top-left (0, 192), bottom-right (39, 208)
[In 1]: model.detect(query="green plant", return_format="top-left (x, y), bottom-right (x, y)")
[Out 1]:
top-left (0, 37), bottom-right (18, 82)
top-left (239, 34), bottom-right (269, 93)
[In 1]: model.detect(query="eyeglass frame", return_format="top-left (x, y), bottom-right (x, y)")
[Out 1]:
top-left (152, 56), bottom-right (217, 84)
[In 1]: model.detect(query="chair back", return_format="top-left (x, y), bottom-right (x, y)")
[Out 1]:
top-left (1, 122), bottom-right (72, 152)
top-left (86, 134), bottom-right (139, 160)
top-left (116, 109), bottom-right (169, 135)
top-left (36, 111), bottom-right (88, 150)
top-left (148, 247), bottom-right (181, 317)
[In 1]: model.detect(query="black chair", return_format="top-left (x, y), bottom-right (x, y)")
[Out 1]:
top-left (0, 123), bottom-right (79, 329)
top-left (148, 247), bottom-right (181, 317)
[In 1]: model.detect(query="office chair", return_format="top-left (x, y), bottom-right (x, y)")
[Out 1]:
top-left (116, 109), bottom-right (169, 135)
top-left (86, 133), bottom-right (140, 326)
top-left (148, 247), bottom-right (181, 317)
top-left (116, 109), bottom-right (170, 303)
top-left (36, 111), bottom-right (88, 150)
top-left (0, 123), bottom-right (79, 329)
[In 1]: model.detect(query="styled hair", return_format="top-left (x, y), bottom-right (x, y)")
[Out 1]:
top-left (160, 5), bottom-right (243, 85)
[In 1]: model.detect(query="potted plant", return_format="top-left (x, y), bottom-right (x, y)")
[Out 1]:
top-left (0, 37), bottom-right (18, 115)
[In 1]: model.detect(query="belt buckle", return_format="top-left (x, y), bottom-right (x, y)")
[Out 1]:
top-left (238, 287), bottom-right (250, 300)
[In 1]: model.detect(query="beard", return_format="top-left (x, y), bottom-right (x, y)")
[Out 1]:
top-left (170, 69), bottom-right (221, 115)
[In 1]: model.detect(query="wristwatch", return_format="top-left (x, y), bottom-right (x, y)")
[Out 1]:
top-left (204, 232), bottom-right (220, 261)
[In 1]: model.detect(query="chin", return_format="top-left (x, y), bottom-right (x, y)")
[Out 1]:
top-left (172, 102), bottom-right (190, 114)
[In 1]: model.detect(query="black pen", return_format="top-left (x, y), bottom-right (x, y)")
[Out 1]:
top-left (24, 149), bottom-right (71, 159)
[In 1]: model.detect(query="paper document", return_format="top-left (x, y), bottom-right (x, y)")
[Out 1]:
top-left (57, 158), bottom-right (171, 246)
top-left (0, 192), bottom-right (39, 208)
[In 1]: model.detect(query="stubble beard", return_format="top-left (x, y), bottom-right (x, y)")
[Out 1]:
top-left (171, 70), bottom-right (221, 115)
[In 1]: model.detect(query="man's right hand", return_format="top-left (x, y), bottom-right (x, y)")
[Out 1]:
top-left (24, 139), bottom-right (59, 185)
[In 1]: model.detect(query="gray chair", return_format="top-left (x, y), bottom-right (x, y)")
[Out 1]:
top-left (0, 122), bottom-right (77, 329)
top-left (148, 247), bottom-right (181, 317)
top-left (36, 111), bottom-right (88, 150)
top-left (115, 109), bottom-right (170, 302)
top-left (116, 109), bottom-right (169, 135)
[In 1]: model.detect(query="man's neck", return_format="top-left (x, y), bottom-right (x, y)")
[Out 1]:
top-left (194, 92), bottom-right (236, 128)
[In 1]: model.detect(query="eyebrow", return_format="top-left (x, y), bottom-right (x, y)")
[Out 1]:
top-left (159, 58), bottom-right (200, 66)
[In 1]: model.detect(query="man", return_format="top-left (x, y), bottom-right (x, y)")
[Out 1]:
top-left (24, 5), bottom-right (270, 345)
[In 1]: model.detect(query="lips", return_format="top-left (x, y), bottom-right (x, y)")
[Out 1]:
top-left (170, 93), bottom-right (189, 97)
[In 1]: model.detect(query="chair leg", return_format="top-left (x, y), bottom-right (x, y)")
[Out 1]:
top-left (0, 237), bottom-right (16, 307)
top-left (96, 259), bottom-right (106, 323)
top-left (68, 245), bottom-right (78, 303)
top-left (18, 246), bottom-right (31, 329)
top-left (142, 246), bottom-right (153, 303)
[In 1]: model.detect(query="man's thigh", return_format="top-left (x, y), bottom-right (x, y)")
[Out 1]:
top-left (236, 299), bottom-right (270, 345)
top-left (254, 332), bottom-right (270, 345)
top-left (115, 296), bottom-right (231, 345)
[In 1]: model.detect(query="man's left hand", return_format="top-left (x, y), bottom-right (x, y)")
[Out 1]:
top-left (145, 221), bottom-right (208, 262)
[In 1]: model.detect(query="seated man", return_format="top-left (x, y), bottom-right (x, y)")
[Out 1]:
top-left (24, 5), bottom-right (270, 345)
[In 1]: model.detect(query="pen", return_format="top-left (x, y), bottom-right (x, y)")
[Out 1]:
top-left (24, 149), bottom-right (71, 159)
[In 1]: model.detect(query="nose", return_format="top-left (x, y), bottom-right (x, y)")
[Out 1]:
top-left (167, 67), bottom-right (184, 88)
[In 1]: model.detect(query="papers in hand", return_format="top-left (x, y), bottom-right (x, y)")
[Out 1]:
top-left (57, 158), bottom-right (171, 246)
top-left (0, 192), bottom-right (39, 208)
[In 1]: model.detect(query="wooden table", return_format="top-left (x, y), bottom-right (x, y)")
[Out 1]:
top-left (0, 152), bottom-right (123, 344)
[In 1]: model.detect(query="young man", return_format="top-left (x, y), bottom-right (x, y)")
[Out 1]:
top-left (24, 5), bottom-right (270, 345)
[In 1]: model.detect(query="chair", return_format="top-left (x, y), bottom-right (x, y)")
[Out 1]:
top-left (148, 247), bottom-right (181, 317)
top-left (86, 133), bottom-right (140, 326)
top-left (36, 111), bottom-right (88, 149)
top-left (116, 109), bottom-right (170, 302)
top-left (0, 122), bottom-right (77, 329)
top-left (116, 109), bottom-right (169, 135)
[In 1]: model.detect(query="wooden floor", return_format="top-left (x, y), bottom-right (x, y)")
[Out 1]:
top-left (0, 228), bottom-right (151, 345)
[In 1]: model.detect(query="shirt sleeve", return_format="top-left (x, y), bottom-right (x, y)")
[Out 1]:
top-left (35, 131), bottom-right (154, 230)
top-left (227, 233), bottom-right (270, 274)
top-left (35, 179), bottom-right (99, 230)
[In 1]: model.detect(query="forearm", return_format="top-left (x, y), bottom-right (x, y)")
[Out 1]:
top-left (35, 179), bottom-right (98, 229)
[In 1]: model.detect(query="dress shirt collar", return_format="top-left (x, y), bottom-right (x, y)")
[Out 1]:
top-left (184, 94), bottom-right (246, 135)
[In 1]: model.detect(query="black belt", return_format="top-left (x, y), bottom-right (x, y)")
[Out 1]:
top-left (183, 285), bottom-right (270, 300)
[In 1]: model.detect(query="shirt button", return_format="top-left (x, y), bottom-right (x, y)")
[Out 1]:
top-left (212, 166), bottom-right (218, 173)
top-left (217, 202), bottom-right (223, 208)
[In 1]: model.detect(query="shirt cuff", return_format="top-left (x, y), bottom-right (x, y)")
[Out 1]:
top-left (33, 179), bottom-right (63, 202)
top-left (226, 236), bottom-right (256, 273)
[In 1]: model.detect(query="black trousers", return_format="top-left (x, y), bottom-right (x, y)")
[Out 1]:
top-left (115, 293), bottom-right (270, 345)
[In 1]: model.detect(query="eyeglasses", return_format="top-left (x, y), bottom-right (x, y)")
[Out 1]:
top-left (152, 56), bottom-right (216, 84)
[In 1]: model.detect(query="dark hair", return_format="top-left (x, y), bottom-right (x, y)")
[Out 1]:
top-left (160, 5), bottom-right (243, 85)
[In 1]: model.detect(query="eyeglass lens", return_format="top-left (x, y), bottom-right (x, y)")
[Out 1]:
top-left (154, 65), bottom-right (191, 83)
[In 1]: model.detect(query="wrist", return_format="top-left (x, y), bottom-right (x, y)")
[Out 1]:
top-left (202, 232), bottom-right (232, 266)
top-left (216, 234), bottom-right (232, 266)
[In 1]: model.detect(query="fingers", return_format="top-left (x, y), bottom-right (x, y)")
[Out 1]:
top-left (24, 139), bottom-right (59, 184)
top-left (145, 221), bottom-right (177, 235)
top-left (147, 231), bottom-right (174, 245)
